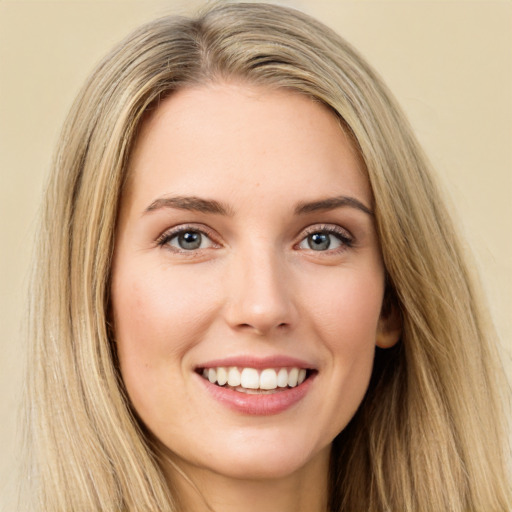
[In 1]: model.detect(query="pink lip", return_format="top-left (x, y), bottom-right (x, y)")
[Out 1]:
top-left (196, 355), bottom-right (316, 370)
top-left (195, 370), bottom-right (317, 416)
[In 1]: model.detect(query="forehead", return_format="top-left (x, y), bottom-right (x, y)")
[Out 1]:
top-left (125, 82), bottom-right (370, 213)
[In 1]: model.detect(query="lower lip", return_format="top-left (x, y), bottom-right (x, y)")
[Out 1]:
top-left (197, 373), bottom-right (316, 415)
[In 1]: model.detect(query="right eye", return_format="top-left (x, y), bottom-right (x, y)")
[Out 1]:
top-left (157, 227), bottom-right (217, 252)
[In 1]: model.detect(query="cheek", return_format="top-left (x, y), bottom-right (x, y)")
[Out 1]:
top-left (111, 265), bottom-right (220, 412)
top-left (301, 267), bottom-right (384, 434)
top-left (304, 265), bottom-right (384, 344)
top-left (113, 263), bottom-right (219, 347)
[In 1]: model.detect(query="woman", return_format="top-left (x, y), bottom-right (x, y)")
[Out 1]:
top-left (22, 2), bottom-right (510, 511)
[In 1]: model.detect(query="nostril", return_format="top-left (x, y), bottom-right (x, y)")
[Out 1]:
top-left (236, 321), bottom-right (289, 335)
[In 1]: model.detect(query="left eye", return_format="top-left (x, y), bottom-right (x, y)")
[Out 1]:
top-left (298, 231), bottom-right (348, 251)
top-left (166, 230), bottom-right (214, 251)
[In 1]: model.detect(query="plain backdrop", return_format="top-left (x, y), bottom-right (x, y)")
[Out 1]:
top-left (1, 1), bottom-right (511, 509)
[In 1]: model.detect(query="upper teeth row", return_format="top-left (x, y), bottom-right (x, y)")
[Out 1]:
top-left (202, 367), bottom-right (307, 390)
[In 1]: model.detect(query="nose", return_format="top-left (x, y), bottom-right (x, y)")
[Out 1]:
top-left (223, 248), bottom-right (298, 336)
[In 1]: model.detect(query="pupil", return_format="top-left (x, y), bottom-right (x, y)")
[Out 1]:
top-left (308, 233), bottom-right (330, 251)
top-left (179, 231), bottom-right (201, 250)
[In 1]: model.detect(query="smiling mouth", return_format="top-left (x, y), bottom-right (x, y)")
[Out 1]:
top-left (197, 366), bottom-right (315, 394)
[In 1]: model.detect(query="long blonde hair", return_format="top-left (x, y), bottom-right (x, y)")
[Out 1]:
top-left (23, 2), bottom-right (510, 510)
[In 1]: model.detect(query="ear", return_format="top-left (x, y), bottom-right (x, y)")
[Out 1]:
top-left (376, 296), bottom-right (402, 349)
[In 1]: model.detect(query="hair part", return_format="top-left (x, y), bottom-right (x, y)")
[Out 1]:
top-left (23, 2), bottom-right (510, 511)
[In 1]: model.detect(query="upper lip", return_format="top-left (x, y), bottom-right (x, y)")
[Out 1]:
top-left (196, 355), bottom-right (317, 370)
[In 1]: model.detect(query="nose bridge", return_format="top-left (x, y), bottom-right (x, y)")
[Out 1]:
top-left (224, 240), bottom-right (296, 334)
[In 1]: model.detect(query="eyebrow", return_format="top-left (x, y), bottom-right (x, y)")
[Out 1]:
top-left (144, 195), bottom-right (233, 216)
top-left (294, 196), bottom-right (373, 216)
top-left (143, 194), bottom-right (373, 217)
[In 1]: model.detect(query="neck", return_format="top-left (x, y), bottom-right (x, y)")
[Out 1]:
top-left (162, 447), bottom-right (331, 512)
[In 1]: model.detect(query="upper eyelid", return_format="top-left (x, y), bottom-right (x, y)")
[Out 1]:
top-left (156, 223), bottom-right (218, 245)
top-left (295, 224), bottom-right (354, 252)
top-left (298, 223), bottom-right (352, 239)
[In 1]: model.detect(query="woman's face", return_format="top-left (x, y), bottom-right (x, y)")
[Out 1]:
top-left (112, 83), bottom-right (398, 482)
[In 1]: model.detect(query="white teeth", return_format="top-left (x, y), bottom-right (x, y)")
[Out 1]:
top-left (288, 367), bottom-right (299, 387)
top-left (277, 368), bottom-right (288, 387)
top-left (216, 367), bottom-right (228, 386)
top-left (227, 367), bottom-right (241, 387)
top-left (260, 369), bottom-right (277, 390)
top-left (201, 366), bottom-right (310, 391)
top-left (241, 368), bottom-right (259, 389)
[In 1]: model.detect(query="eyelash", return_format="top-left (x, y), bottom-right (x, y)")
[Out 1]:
top-left (155, 223), bottom-right (354, 254)
top-left (156, 224), bottom-right (219, 253)
top-left (298, 224), bottom-right (354, 252)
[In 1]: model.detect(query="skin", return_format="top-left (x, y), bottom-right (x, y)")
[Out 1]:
top-left (111, 82), bottom-right (400, 512)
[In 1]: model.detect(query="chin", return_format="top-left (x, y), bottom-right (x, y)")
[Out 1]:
top-left (207, 452), bottom-right (319, 481)
top-left (181, 433), bottom-right (330, 482)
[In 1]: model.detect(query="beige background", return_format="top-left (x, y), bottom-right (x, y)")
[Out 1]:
top-left (1, 0), bottom-right (511, 509)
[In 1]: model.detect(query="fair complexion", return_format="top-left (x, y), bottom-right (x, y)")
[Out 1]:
top-left (111, 83), bottom-right (400, 512)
